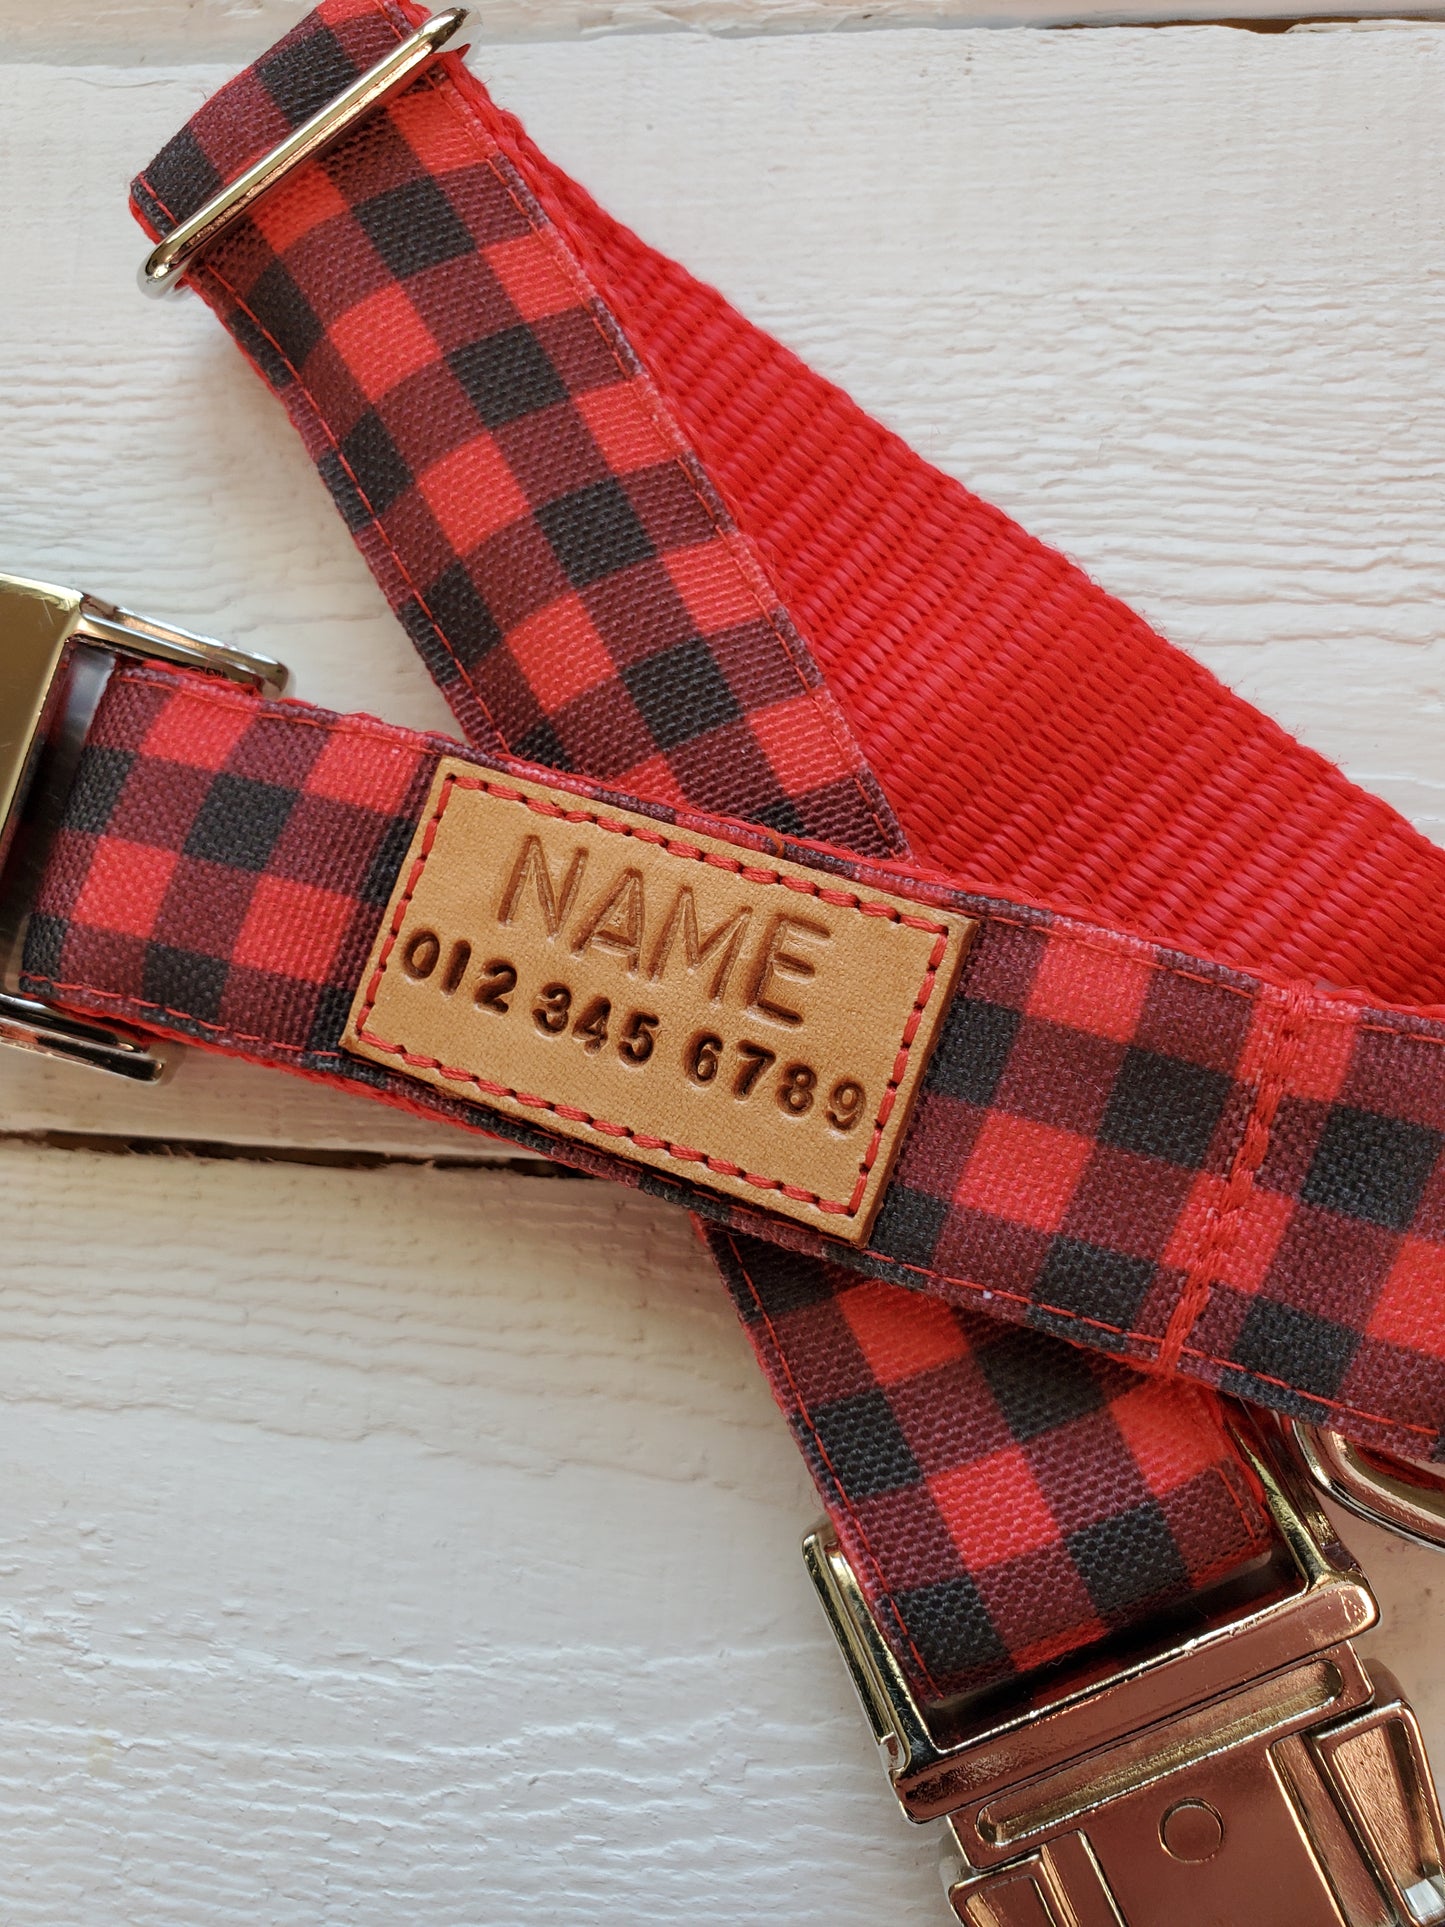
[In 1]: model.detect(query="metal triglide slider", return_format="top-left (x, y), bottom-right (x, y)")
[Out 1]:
top-left (138, 8), bottom-right (473, 297)
top-left (806, 1419), bottom-right (1445, 1926)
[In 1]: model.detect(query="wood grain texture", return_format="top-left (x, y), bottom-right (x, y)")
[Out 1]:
top-left (1, 21), bottom-right (1443, 1921)
top-left (8, 1), bottom-right (1442, 64)
top-left (0, 1148), bottom-right (934, 1924)
top-left (0, 1142), bottom-right (1438, 1925)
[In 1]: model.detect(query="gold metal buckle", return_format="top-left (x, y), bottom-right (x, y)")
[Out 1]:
top-left (0, 570), bottom-right (288, 1079)
top-left (139, 7), bottom-right (473, 297)
top-left (806, 1419), bottom-right (1445, 1925)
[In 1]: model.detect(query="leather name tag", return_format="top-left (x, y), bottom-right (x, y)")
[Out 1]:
top-left (344, 761), bottom-right (975, 1240)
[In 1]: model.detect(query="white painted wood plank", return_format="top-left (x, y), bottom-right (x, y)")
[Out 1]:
top-left (2, 34), bottom-right (1443, 1917)
top-left (1, 24), bottom-right (1443, 1142)
top-left (0, 1147), bottom-right (938, 1924)
top-left (8, 1), bottom-right (1445, 65)
top-left (0, 1053), bottom-right (513, 1157)
top-left (0, 1140), bottom-right (1439, 1924)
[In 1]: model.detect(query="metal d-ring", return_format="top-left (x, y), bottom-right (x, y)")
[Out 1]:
top-left (1290, 1421), bottom-right (1445, 1554)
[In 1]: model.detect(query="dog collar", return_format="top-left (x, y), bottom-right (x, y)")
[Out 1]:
top-left (2, 7), bottom-right (1442, 1916)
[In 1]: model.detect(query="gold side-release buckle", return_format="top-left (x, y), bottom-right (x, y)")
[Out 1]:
top-left (0, 570), bottom-right (288, 1079)
top-left (806, 1421), bottom-right (1445, 1926)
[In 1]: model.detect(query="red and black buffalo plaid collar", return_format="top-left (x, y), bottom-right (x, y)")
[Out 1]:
top-left (18, 0), bottom-right (1443, 1710)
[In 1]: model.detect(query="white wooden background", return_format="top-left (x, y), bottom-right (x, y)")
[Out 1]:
top-left (1, 7), bottom-right (1443, 1922)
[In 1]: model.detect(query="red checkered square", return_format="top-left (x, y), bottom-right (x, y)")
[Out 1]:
top-left (839, 1280), bottom-right (967, 1386)
top-left (747, 694), bottom-right (865, 799)
top-left (251, 165), bottom-right (350, 257)
top-left (140, 686), bottom-right (254, 770)
top-left (612, 750), bottom-right (689, 809)
top-left (1207, 1184), bottom-right (1295, 1296)
top-left (505, 596), bottom-right (614, 712)
top-left (487, 232), bottom-right (581, 324)
top-left (305, 724), bottom-right (426, 813)
top-left (71, 839), bottom-right (178, 936)
top-left (1063, 1143), bottom-right (1196, 1259)
top-left (232, 875), bottom-right (358, 979)
top-left (849, 1482), bottom-right (962, 1591)
top-left (196, 70), bottom-right (289, 186)
top-left (1361, 1238), bottom-right (1442, 1351)
top-left (931, 1446), bottom-right (1058, 1566)
top-left (1285, 1011), bottom-right (1358, 1104)
top-left (1028, 934), bottom-right (1153, 1043)
top-left (954, 1112), bottom-right (1093, 1232)
top-left (1161, 1170), bottom-right (1231, 1270)
top-left (418, 439), bottom-right (529, 553)
top-left (329, 284), bottom-right (440, 400)
top-left (664, 540), bottom-right (765, 636)
top-left (386, 73), bottom-right (488, 173)
top-left (574, 379), bottom-right (672, 476)
top-left (1108, 1377), bottom-right (1236, 1491)
top-left (152, 857), bottom-right (258, 960)
top-left (1345, 1019), bottom-right (1445, 1135)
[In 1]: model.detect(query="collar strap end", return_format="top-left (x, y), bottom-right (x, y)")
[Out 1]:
top-left (0, 571), bottom-right (288, 1076)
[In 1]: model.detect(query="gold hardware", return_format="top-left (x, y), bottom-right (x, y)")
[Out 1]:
top-left (0, 992), bottom-right (174, 1083)
top-left (71, 596), bottom-right (289, 697)
top-left (1293, 1422), bottom-right (1445, 1556)
top-left (139, 8), bottom-right (473, 297)
top-left (0, 570), bottom-right (289, 1078)
top-left (806, 1418), bottom-right (1445, 1924)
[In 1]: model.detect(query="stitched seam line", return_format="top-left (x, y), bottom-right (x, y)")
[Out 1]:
top-left (351, 769), bottom-right (951, 1215)
top-left (1157, 986), bottom-right (1309, 1376)
top-left (142, 0), bottom-right (896, 855)
top-left (27, 971), bottom-right (1442, 1444)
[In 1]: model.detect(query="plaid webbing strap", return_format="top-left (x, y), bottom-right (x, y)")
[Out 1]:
top-left (32, 663), bottom-right (1276, 1698)
top-left (26, 0), bottom-right (1439, 1700)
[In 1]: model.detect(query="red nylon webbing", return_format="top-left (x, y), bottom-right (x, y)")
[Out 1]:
top-left (498, 110), bottom-right (1445, 1014)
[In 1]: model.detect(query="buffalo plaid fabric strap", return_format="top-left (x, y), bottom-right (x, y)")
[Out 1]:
top-left (27, 662), bottom-right (1275, 1700)
top-left (39, 0), bottom-right (1433, 1704)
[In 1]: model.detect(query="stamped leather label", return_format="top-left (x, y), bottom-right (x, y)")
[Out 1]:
top-left (344, 761), bottom-right (974, 1240)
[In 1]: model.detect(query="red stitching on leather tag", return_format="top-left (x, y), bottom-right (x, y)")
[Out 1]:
top-left (344, 758), bottom-right (975, 1239)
